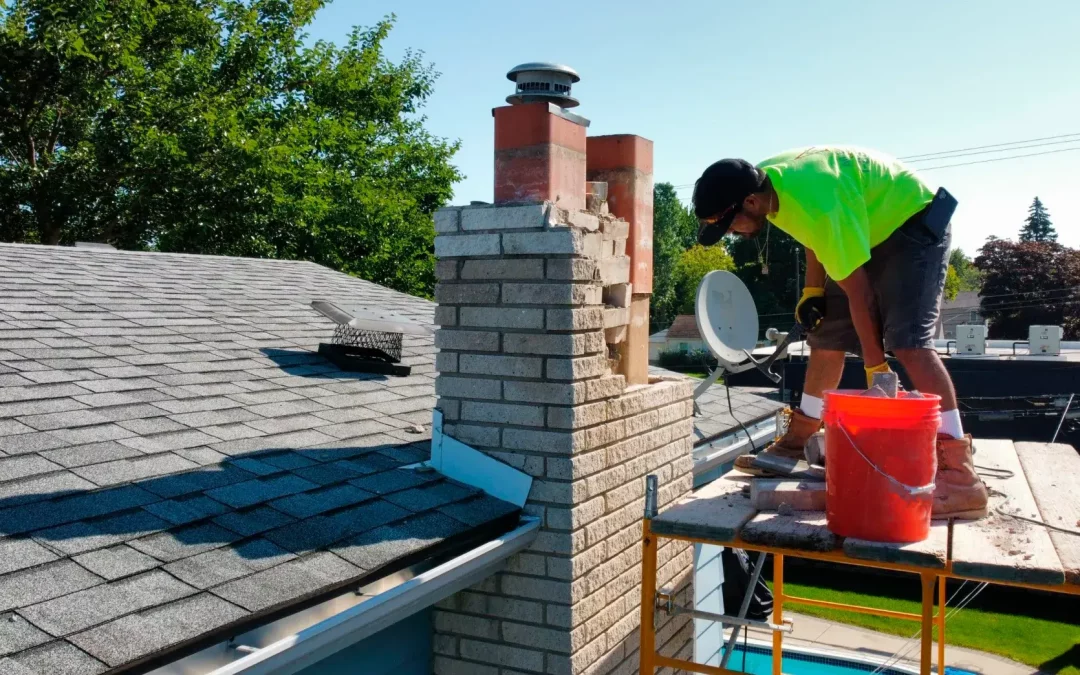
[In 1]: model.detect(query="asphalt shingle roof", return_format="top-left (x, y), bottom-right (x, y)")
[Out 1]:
top-left (0, 243), bottom-right (519, 674)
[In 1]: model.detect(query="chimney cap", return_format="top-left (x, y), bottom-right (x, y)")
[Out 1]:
top-left (506, 62), bottom-right (581, 108)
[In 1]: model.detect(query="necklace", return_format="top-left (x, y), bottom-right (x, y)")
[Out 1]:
top-left (756, 221), bottom-right (772, 275)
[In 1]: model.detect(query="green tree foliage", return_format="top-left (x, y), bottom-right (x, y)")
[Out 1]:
top-left (672, 244), bottom-right (735, 315)
top-left (948, 248), bottom-right (982, 292)
top-left (726, 225), bottom-right (803, 336)
top-left (651, 183), bottom-right (698, 329)
top-left (944, 265), bottom-right (960, 302)
top-left (974, 237), bottom-right (1080, 339)
top-left (1019, 196), bottom-right (1057, 243)
top-left (0, 2), bottom-right (459, 297)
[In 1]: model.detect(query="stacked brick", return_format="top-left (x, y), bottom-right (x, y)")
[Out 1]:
top-left (431, 202), bottom-right (695, 674)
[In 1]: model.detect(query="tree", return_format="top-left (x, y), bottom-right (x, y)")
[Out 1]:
top-left (672, 244), bottom-right (735, 315)
top-left (944, 265), bottom-right (960, 302)
top-left (726, 224), bottom-right (803, 336)
top-left (0, 3), bottom-right (460, 297)
top-left (974, 237), bottom-right (1080, 339)
top-left (651, 183), bottom-right (698, 330)
top-left (948, 248), bottom-right (982, 292)
top-left (1019, 197), bottom-right (1057, 243)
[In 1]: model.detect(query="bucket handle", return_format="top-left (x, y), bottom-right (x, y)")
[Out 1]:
top-left (835, 420), bottom-right (935, 498)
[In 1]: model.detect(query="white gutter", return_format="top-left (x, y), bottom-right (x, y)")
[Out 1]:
top-left (201, 516), bottom-right (539, 675)
top-left (693, 416), bottom-right (777, 478)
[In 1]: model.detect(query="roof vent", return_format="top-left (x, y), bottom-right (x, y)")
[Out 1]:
top-left (506, 62), bottom-right (580, 108)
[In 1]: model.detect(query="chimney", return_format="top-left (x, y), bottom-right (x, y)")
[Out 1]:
top-left (429, 64), bottom-right (695, 675)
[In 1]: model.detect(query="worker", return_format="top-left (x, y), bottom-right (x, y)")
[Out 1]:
top-left (693, 146), bottom-right (987, 519)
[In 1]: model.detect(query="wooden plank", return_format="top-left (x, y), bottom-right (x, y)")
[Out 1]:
top-left (740, 512), bottom-right (838, 552)
top-left (1014, 442), bottom-right (1080, 585)
top-left (951, 439), bottom-right (1065, 585)
top-left (651, 473), bottom-right (755, 544)
top-left (843, 521), bottom-right (949, 569)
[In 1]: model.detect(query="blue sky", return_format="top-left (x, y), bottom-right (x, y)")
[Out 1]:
top-left (307, 1), bottom-right (1079, 257)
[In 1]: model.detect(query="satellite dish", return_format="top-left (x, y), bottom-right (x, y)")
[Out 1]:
top-left (694, 271), bottom-right (759, 368)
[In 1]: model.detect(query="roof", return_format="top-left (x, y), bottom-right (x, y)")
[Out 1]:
top-left (649, 329), bottom-right (668, 342)
top-left (0, 244), bottom-right (518, 674)
top-left (943, 291), bottom-right (980, 310)
top-left (665, 315), bottom-right (701, 340)
top-left (647, 367), bottom-right (783, 446)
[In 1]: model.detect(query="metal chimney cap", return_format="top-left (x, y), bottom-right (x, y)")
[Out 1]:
top-left (506, 62), bottom-right (581, 83)
top-left (506, 62), bottom-right (581, 108)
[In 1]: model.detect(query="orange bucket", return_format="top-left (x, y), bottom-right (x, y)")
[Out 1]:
top-left (823, 390), bottom-right (940, 543)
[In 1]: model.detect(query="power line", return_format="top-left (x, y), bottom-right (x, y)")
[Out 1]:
top-left (916, 146), bottom-right (1080, 171)
top-left (900, 132), bottom-right (1080, 160)
top-left (906, 138), bottom-right (1080, 164)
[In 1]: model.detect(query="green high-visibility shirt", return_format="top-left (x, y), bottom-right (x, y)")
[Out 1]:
top-left (757, 146), bottom-right (935, 281)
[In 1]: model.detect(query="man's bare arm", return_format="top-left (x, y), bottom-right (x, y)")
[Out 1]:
top-left (805, 248), bottom-right (826, 288)
top-left (836, 267), bottom-right (885, 366)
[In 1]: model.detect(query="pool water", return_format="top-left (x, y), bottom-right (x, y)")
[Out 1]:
top-left (722, 644), bottom-right (977, 675)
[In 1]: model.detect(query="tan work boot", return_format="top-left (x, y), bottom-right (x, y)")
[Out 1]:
top-left (734, 409), bottom-right (822, 476)
top-left (932, 434), bottom-right (988, 520)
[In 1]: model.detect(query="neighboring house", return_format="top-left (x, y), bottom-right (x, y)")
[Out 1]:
top-left (0, 243), bottom-right (523, 675)
top-left (938, 291), bottom-right (983, 339)
top-left (649, 315), bottom-right (705, 361)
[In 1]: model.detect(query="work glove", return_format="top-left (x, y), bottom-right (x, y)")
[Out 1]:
top-left (864, 362), bottom-right (893, 388)
top-left (795, 287), bottom-right (826, 331)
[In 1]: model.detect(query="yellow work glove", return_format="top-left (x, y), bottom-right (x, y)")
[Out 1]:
top-left (864, 362), bottom-right (893, 388)
top-left (795, 287), bottom-right (826, 331)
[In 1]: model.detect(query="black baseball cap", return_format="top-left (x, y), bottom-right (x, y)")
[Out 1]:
top-left (692, 159), bottom-right (766, 245)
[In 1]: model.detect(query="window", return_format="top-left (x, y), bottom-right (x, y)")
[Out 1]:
top-left (679, 343), bottom-right (689, 353)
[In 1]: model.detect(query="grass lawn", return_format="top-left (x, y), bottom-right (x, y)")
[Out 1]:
top-left (781, 581), bottom-right (1080, 674)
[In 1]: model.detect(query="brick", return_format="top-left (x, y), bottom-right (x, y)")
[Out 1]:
top-left (504, 553), bottom-right (547, 576)
top-left (603, 283), bottom-right (632, 308)
top-left (502, 283), bottom-right (589, 305)
top-left (435, 259), bottom-right (458, 280)
top-left (601, 218), bottom-right (630, 241)
top-left (656, 402), bottom-right (687, 426)
top-left (605, 325), bottom-right (628, 344)
top-left (500, 575), bottom-right (570, 603)
top-left (488, 450), bottom-right (544, 477)
top-left (461, 401), bottom-right (544, 427)
top-left (546, 603), bottom-right (573, 628)
top-left (599, 257), bottom-right (631, 286)
top-left (565, 210), bottom-right (600, 232)
top-left (603, 307), bottom-right (630, 329)
top-left (436, 376), bottom-right (501, 400)
top-left (433, 656), bottom-right (498, 675)
top-left (434, 306), bottom-right (457, 327)
top-left (504, 381), bottom-right (585, 405)
top-left (545, 355), bottom-right (609, 381)
top-left (434, 233), bottom-right (500, 257)
top-left (434, 610), bottom-right (500, 639)
top-left (435, 330), bottom-right (499, 352)
top-left (458, 353), bottom-right (542, 379)
top-left (435, 352), bottom-right (458, 373)
top-left (545, 308), bottom-right (603, 331)
top-left (433, 634), bottom-right (458, 657)
top-left (434, 208), bottom-right (461, 233)
top-left (502, 427), bottom-right (584, 453)
top-left (528, 478), bottom-right (586, 505)
top-left (502, 230), bottom-right (582, 256)
top-left (504, 333), bottom-right (595, 357)
top-left (585, 419), bottom-right (626, 449)
top-left (461, 258), bottom-right (545, 280)
top-left (438, 398), bottom-right (459, 420)
top-left (547, 400), bottom-right (607, 429)
top-left (462, 203), bottom-right (547, 231)
top-left (586, 463), bottom-right (628, 498)
top-left (605, 478), bottom-right (646, 512)
top-left (503, 622), bottom-right (572, 654)
top-left (624, 409), bottom-right (659, 436)
top-left (460, 640), bottom-right (544, 671)
top-left (443, 423), bottom-right (499, 447)
top-left (435, 283), bottom-right (499, 305)
top-left (459, 306), bottom-right (544, 330)
top-left (586, 375), bottom-right (626, 401)
top-left (546, 496), bottom-right (605, 530)
top-left (547, 258), bottom-right (597, 281)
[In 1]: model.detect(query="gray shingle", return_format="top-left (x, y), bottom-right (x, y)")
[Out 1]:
top-left (3, 431), bottom-right (69, 455)
top-left (49, 424), bottom-right (135, 446)
top-left (0, 383), bottom-right (92, 404)
top-left (0, 560), bottom-right (102, 612)
top-left (264, 499), bottom-right (410, 554)
top-left (128, 522), bottom-right (239, 562)
top-left (333, 512), bottom-right (469, 572)
top-left (0, 640), bottom-right (107, 675)
top-left (246, 399), bottom-right (326, 418)
top-left (205, 473), bottom-right (318, 509)
top-left (270, 484), bottom-right (376, 520)
top-left (93, 403), bottom-right (171, 423)
top-left (201, 422), bottom-right (266, 442)
top-left (72, 546), bottom-right (160, 581)
top-left (69, 593), bottom-right (246, 668)
top-left (0, 398), bottom-right (87, 419)
top-left (117, 428), bottom-right (219, 453)
top-left (75, 377), bottom-right (159, 394)
top-left (312, 405), bottom-right (382, 424)
top-left (227, 389), bottom-right (302, 406)
top-left (208, 429), bottom-right (335, 456)
top-left (213, 505), bottom-right (295, 537)
top-left (168, 408), bottom-right (261, 428)
top-left (0, 612), bottom-right (51, 657)
top-left (258, 451), bottom-right (316, 470)
top-left (0, 485), bottom-right (159, 535)
top-left (319, 419), bottom-right (396, 440)
top-left (40, 441), bottom-right (143, 469)
top-left (302, 435), bottom-right (403, 463)
top-left (142, 494), bottom-right (231, 526)
top-left (348, 468), bottom-right (440, 495)
top-left (383, 481), bottom-right (476, 513)
top-left (174, 446), bottom-right (227, 466)
top-left (164, 538), bottom-right (295, 589)
top-left (138, 464), bottom-right (254, 500)
top-left (0, 538), bottom-right (58, 575)
top-left (244, 413), bottom-right (327, 435)
top-left (290, 460), bottom-right (369, 486)
top-left (35, 509), bottom-right (169, 556)
top-left (115, 416), bottom-right (186, 435)
top-left (70, 392), bottom-right (143, 407)
top-left (0, 455), bottom-right (63, 482)
top-left (19, 569), bottom-right (195, 636)
top-left (71, 453), bottom-right (199, 488)
top-left (210, 551), bottom-right (359, 612)
top-left (0, 471), bottom-right (96, 508)
top-left (439, 495), bottom-right (520, 528)
top-left (16, 409), bottom-right (109, 431)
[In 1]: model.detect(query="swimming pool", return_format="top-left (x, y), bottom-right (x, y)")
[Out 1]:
top-left (721, 643), bottom-right (974, 675)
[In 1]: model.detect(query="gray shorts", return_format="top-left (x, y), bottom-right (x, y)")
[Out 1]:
top-left (807, 207), bottom-right (949, 354)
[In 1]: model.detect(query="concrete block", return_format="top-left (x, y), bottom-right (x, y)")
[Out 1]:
top-left (434, 283), bottom-right (500, 305)
top-left (600, 257), bottom-right (631, 286)
top-left (436, 376), bottom-right (501, 400)
top-left (502, 283), bottom-right (588, 305)
top-left (805, 431), bottom-right (826, 466)
top-left (582, 232), bottom-right (603, 259)
top-left (434, 233), bottom-right (500, 258)
top-left (565, 210), bottom-right (600, 232)
top-left (502, 229), bottom-right (583, 256)
top-left (459, 353), bottom-right (542, 379)
top-left (603, 307), bottom-right (629, 328)
top-left (435, 260), bottom-right (458, 280)
top-left (547, 259), bottom-right (598, 281)
top-left (586, 375), bottom-right (626, 402)
top-left (546, 355), bottom-right (610, 381)
top-left (503, 332), bottom-right (596, 356)
top-left (601, 218), bottom-right (630, 241)
top-left (459, 640), bottom-right (545, 672)
top-left (603, 283), bottom-right (632, 308)
top-left (434, 208), bottom-right (460, 233)
top-left (585, 419), bottom-right (627, 450)
top-left (461, 259), bottom-right (544, 280)
top-left (546, 307), bottom-right (604, 331)
top-left (504, 381), bottom-right (587, 405)
top-left (435, 330), bottom-right (499, 352)
top-left (438, 398), bottom-right (459, 420)
top-left (462, 203), bottom-right (548, 231)
top-left (459, 306), bottom-right (544, 330)
top-left (435, 352), bottom-right (458, 373)
top-left (583, 330), bottom-right (607, 354)
top-left (503, 427), bottom-right (585, 454)
top-left (547, 401), bottom-right (608, 429)
top-left (605, 325), bottom-right (628, 344)
top-left (461, 401), bottom-right (545, 427)
top-left (750, 479), bottom-right (826, 511)
top-left (584, 285), bottom-right (603, 305)
top-left (434, 306), bottom-right (456, 327)
top-left (433, 656), bottom-right (497, 675)
top-left (445, 423), bottom-right (500, 447)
